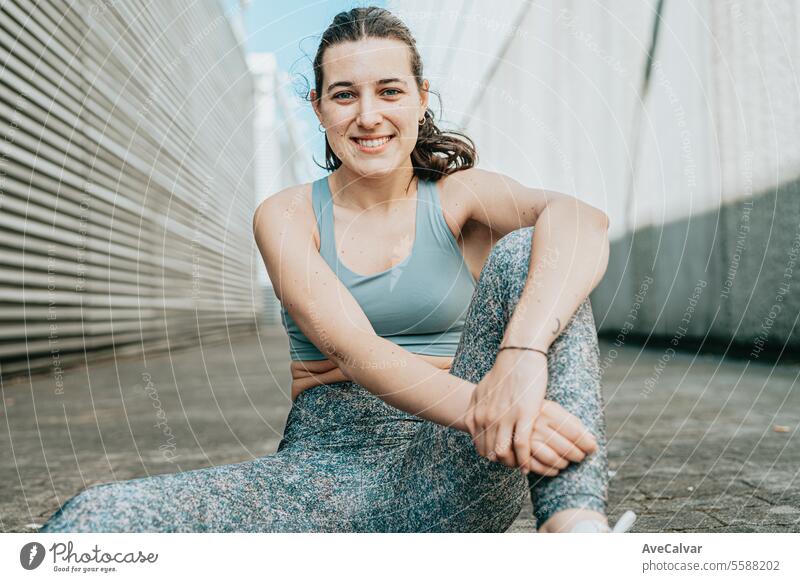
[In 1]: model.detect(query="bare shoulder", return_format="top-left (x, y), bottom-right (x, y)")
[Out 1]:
top-left (440, 167), bottom-right (511, 201)
top-left (440, 167), bottom-right (572, 239)
top-left (437, 168), bottom-right (507, 240)
top-left (253, 182), bottom-right (320, 250)
top-left (253, 182), bottom-right (312, 220)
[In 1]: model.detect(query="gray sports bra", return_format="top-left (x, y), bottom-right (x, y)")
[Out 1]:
top-left (280, 174), bottom-right (477, 361)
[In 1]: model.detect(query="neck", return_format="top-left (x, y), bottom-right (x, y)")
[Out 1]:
top-left (330, 163), bottom-right (417, 212)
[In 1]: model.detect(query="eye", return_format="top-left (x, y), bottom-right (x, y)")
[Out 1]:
top-left (333, 91), bottom-right (355, 100)
top-left (383, 88), bottom-right (402, 96)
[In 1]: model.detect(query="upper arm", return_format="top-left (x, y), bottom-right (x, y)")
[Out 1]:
top-left (252, 187), bottom-right (376, 369)
top-left (442, 167), bottom-right (606, 238)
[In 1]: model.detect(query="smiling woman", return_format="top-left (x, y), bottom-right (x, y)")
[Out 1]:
top-left (37, 5), bottom-right (633, 535)
top-left (310, 20), bottom-right (476, 182)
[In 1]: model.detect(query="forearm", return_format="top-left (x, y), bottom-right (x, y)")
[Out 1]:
top-left (326, 335), bottom-right (475, 431)
top-left (502, 200), bottom-right (610, 351)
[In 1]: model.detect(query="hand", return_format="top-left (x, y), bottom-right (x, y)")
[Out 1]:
top-left (465, 348), bottom-right (548, 468)
top-left (524, 399), bottom-right (599, 476)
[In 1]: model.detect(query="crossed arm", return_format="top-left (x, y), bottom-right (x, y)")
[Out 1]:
top-left (252, 168), bottom-right (610, 474)
top-left (449, 169), bottom-right (611, 472)
top-left (252, 183), bottom-right (477, 429)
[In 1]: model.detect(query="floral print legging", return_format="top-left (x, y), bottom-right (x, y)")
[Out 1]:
top-left (39, 226), bottom-right (608, 533)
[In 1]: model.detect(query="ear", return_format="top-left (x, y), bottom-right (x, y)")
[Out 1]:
top-left (419, 79), bottom-right (430, 117)
top-left (310, 89), bottom-right (322, 121)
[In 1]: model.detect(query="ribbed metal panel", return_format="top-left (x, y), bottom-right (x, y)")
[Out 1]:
top-left (0, 1), bottom-right (258, 378)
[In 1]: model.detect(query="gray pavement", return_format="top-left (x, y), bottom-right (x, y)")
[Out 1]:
top-left (1, 327), bottom-right (798, 532)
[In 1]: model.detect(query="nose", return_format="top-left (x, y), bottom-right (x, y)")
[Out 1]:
top-left (356, 93), bottom-right (383, 128)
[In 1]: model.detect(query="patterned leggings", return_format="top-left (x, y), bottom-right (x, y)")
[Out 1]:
top-left (38, 227), bottom-right (608, 533)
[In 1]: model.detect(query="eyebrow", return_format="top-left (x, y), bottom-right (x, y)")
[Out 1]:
top-left (326, 78), bottom-right (408, 93)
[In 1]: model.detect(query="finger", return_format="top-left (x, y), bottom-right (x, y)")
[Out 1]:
top-left (526, 456), bottom-right (560, 477)
top-left (530, 439), bottom-right (569, 469)
top-left (483, 408), bottom-right (500, 461)
top-left (513, 416), bottom-right (534, 473)
top-left (464, 401), bottom-right (477, 439)
top-left (473, 406), bottom-right (488, 458)
top-left (536, 425), bottom-right (586, 463)
top-left (545, 411), bottom-right (598, 453)
top-left (493, 420), bottom-right (516, 466)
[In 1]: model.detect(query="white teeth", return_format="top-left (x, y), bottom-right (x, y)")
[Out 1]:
top-left (356, 136), bottom-right (390, 148)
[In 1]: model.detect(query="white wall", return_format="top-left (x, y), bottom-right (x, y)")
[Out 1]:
top-left (388, 0), bottom-right (800, 239)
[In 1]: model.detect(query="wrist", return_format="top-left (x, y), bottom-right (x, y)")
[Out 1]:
top-left (501, 328), bottom-right (553, 353)
top-left (498, 344), bottom-right (548, 357)
top-left (495, 346), bottom-right (548, 369)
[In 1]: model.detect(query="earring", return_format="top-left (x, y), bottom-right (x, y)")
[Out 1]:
top-left (418, 116), bottom-right (426, 126)
top-left (318, 122), bottom-right (325, 132)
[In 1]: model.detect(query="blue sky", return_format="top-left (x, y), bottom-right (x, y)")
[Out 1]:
top-left (224, 0), bottom-right (388, 177)
top-left (228, 1), bottom-right (386, 75)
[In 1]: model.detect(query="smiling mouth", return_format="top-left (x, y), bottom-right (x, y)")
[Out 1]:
top-left (350, 135), bottom-right (394, 149)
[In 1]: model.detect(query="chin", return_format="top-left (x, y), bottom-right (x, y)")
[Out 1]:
top-left (348, 160), bottom-right (399, 178)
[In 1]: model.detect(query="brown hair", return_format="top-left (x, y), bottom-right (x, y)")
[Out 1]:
top-left (305, 6), bottom-right (477, 182)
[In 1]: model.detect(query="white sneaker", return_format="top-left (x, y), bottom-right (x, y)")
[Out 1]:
top-left (568, 510), bottom-right (637, 533)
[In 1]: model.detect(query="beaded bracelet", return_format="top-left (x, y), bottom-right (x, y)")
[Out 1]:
top-left (497, 345), bottom-right (548, 358)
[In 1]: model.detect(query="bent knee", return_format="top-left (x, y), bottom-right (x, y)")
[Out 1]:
top-left (485, 227), bottom-right (534, 275)
top-left (553, 296), bottom-right (599, 345)
top-left (475, 227), bottom-right (535, 319)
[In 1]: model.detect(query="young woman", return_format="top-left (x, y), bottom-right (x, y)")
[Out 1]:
top-left (38, 6), bottom-right (634, 533)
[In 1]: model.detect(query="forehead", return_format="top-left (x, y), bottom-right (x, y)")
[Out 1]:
top-left (322, 36), bottom-right (413, 84)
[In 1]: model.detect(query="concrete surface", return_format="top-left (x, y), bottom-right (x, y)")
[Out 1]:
top-left (1, 327), bottom-right (798, 532)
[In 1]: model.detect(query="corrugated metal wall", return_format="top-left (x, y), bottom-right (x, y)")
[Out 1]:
top-left (0, 1), bottom-right (258, 379)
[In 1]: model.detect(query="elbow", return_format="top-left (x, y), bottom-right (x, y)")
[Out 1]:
top-left (585, 206), bottom-right (610, 237)
top-left (599, 210), bottom-right (610, 230)
top-left (323, 346), bottom-right (353, 376)
top-left (582, 203), bottom-right (609, 230)
top-left (589, 210), bottom-right (611, 287)
top-left (323, 333), bottom-right (396, 383)
top-left (550, 198), bottom-right (609, 230)
top-left (595, 230), bottom-right (611, 289)
top-left (317, 333), bottom-right (369, 378)
top-left (602, 211), bottom-right (611, 230)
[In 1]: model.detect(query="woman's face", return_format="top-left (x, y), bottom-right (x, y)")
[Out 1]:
top-left (311, 36), bottom-right (429, 178)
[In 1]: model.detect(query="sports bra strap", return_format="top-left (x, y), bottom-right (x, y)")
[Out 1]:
top-left (312, 177), bottom-right (337, 266)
